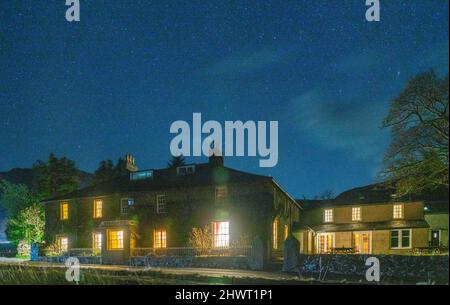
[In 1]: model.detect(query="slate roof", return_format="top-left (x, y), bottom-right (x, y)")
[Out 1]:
top-left (42, 163), bottom-right (272, 202)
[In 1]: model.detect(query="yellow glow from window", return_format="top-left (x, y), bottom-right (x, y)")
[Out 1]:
top-left (324, 209), bottom-right (333, 223)
top-left (284, 224), bottom-right (289, 240)
top-left (93, 232), bottom-right (102, 250)
top-left (273, 218), bottom-right (278, 249)
top-left (93, 199), bottom-right (103, 218)
top-left (213, 221), bottom-right (229, 248)
top-left (60, 202), bottom-right (69, 220)
top-left (107, 230), bottom-right (124, 250)
top-left (393, 204), bottom-right (403, 219)
top-left (58, 236), bottom-right (68, 252)
top-left (154, 229), bottom-right (167, 248)
top-left (352, 207), bottom-right (361, 221)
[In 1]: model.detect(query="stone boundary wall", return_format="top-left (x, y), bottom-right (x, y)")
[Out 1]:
top-left (130, 256), bottom-right (250, 270)
top-left (37, 256), bottom-right (101, 265)
top-left (298, 254), bottom-right (449, 283)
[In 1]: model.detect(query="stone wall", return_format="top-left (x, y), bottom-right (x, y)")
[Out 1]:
top-left (130, 255), bottom-right (250, 270)
top-left (37, 256), bottom-right (101, 265)
top-left (298, 254), bottom-right (449, 283)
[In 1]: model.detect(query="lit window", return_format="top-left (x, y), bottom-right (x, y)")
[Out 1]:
top-left (273, 218), bottom-right (278, 249)
top-left (317, 233), bottom-right (334, 253)
top-left (324, 209), bottom-right (333, 223)
top-left (215, 185), bottom-right (228, 200)
top-left (93, 199), bottom-right (102, 218)
top-left (352, 207), bottom-right (361, 221)
top-left (130, 170), bottom-right (153, 180)
top-left (154, 229), bottom-right (167, 248)
top-left (107, 230), bottom-right (124, 250)
top-left (92, 232), bottom-right (102, 250)
top-left (60, 202), bottom-right (69, 220)
top-left (390, 229), bottom-right (411, 249)
top-left (156, 194), bottom-right (167, 214)
top-left (284, 224), bottom-right (289, 240)
top-left (393, 204), bottom-right (403, 219)
top-left (58, 236), bottom-right (68, 252)
top-left (213, 221), bottom-right (229, 248)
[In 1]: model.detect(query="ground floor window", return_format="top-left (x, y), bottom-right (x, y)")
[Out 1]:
top-left (154, 229), bottom-right (167, 248)
top-left (390, 229), bottom-right (411, 249)
top-left (316, 233), bottom-right (334, 253)
top-left (107, 230), bottom-right (124, 250)
top-left (92, 232), bottom-right (102, 251)
top-left (273, 218), bottom-right (279, 249)
top-left (213, 221), bottom-right (229, 248)
top-left (57, 236), bottom-right (68, 253)
top-left (353, 231), bottom-right (372, 254)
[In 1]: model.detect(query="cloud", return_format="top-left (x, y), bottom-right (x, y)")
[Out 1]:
top-left (289, 88), bottom-right (389, 161)
top-left (208, 46), bottom-right (297, 76)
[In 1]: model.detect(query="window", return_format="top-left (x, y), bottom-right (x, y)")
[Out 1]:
top-left (107, 230), bottom-right (124, 250)
top-left (177, 165), bottom-right (195, 176)
top-left (60, 201), bottom-right (69, 220)
top-left (316, 233), bottom-right (334, 253)
top-left (213, 221), bottom-right (229, 248)
top-left (93, 199), bottom-right (102, 218)
top-left (284, 224), bottom-right (289, 240)
top-left (156, 194), bottom-right (167, 214)
top-left (92, 232), bottom-right (102, 251)
top-left (390, 229), bottom-right (411, 249)
top-left (154, 229), bottom-right (167, 249)
top-left (273, 218), bottom-right (279, 249)
top-left (393, 204), bottom-right (403, 219)
top-left (121, 198), bottom-right (134, 215)
top-left (352, 207), bottom-right (361, 221)
top-left (58, 236), bottom-right (69, 252)
top-left (353, 232), bottom-right (372, 254)
top-left (130, 170), bottom-right (153, 180)
top-left (324, 209), bottom-right (333, 223)
top-left (215, 185), bottom-right (228, 200)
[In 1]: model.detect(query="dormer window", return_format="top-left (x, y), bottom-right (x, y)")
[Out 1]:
top-left (130, 170), bottom-right (153, 180)
top-left (177, 165), bottom-right (195, 176)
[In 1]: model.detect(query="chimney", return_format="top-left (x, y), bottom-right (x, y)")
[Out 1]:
top-left (208, 141), bottom-right (224, 167)
top-left (125, 154), bottom-right (138, 172)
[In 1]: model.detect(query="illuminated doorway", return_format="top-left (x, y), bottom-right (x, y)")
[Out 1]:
top-left (353, 231), bottom-right (372, 254)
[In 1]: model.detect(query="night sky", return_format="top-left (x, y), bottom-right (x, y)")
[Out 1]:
top-left (0, 0), bottom-right (448, 199)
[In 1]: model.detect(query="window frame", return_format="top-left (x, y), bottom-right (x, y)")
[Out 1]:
top-left (60, 201), bottom-right (69, 220)
top-left (93, 199), bottom-right (103, 219)
top-left (393, 204), bottom-right (404, 219)
top-left (156, 194), bottom-right (167, 214)
top-left (390, 229), bottom-right (412, 249)
top-left (107, 229), bottom-right (124, 250)
top-left (272, 218), bottom-right (279, 249)
top-left (153, 229), bottom-right (167, 249)
top-left (212, 221), bottom-right (230, 248)
top-left (323, 209), bottom-right (333, 223)
top-left (120, 198), bottom-right (133, 215)
top-left (215, 185), bottom-right (228, 201)
top-left (57, 235), bottom-right (69, 253)
top-left (92, 232), bottom-right (102, 251)
top-left (352, 206), bottom-right (362, 222)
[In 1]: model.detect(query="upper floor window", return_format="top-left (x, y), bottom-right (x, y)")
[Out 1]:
top-left (215, 185), bottom-right (228, 200)
top-left (176, 165), bottom-right (195, 176)
top-left (156, 194), bottom-right (167, 214)
top-left (121, 198), bottom-right (134, 215)
top-left (60, 201), bottom-right (69, 220)
top-left (93, 199), bottom-right (102, 218)
top-left (107, 230), bottom-right (124, 250)
top-left (352, 207), bottom-right (361, 221)
top-left (130, 170), bottom-right (153, 180)
top-left (154, 229), bottom-right (167, 249)
top-left (390, 229), bottom-right (411, 249)
top-left (393, 204), bottom-right (403, 219)
top-left (324, 209), bottom-right (333, 223)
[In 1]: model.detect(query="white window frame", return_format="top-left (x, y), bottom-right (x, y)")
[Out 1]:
top-left (92, 232), bottom-right (102, 251)
top-left (156, 194), bottom-right (167, 214)
top-left (352, 207), bottom-right (362, 221)
top-left (390, 229), bottom-right (412, 249)
top-left (324, 209), bottom-right (333, 223)
top-left (212, 221), bottom-right (230, 248)
top-left (352, 231), bottom-right (372, 254)
top-left (120, 198), bottom-right (133, 215)
top-left (316, 233), bottom-right (335, 254)
top-left (393, 204), bottom-right (404, 219)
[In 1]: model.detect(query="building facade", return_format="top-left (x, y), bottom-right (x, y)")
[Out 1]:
top-left (43, 155), bottom-right (301, 264)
